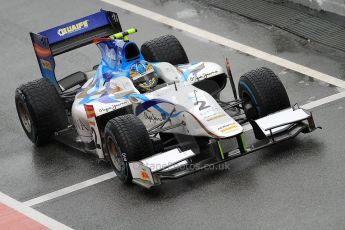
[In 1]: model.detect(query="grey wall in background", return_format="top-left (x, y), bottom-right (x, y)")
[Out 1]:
top-left (289, 0), bottom-right (345, 16)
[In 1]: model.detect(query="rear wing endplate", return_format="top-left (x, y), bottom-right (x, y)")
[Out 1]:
top-left (30, 10), bottom-right (122, 87)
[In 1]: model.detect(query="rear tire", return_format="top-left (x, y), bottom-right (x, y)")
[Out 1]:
top-left (104, 114), bottom-right (154, 184)
top-left (238, 67), bottom-right (290, 120)
top-left (141, 35), bottom-right (189, 65)
top-left (15, 78), bottom-right (68, 146)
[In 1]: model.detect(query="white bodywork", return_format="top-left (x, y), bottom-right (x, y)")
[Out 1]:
top-left (135, 82), bottom-right (243, 138)
top-left (71, 61), bottom-right (237, 158)
top-left (70, 61), bottom-right (310, 161)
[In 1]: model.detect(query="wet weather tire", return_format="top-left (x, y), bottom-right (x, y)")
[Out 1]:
top-left (238, 67), bottom-right (290, 120)
top-left (105, 114), bottom-right (154, 184)
top-left (15, 78), bottom-right (68, 146)
top-left (141, 35), bottom-right (189, 65)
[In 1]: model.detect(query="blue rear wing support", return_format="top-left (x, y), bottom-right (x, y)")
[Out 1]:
top-left (30, 10), bottom-right (122, 89)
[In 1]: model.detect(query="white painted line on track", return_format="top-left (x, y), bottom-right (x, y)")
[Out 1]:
top-left (23, 172), bottom-right (115, 207)
top-left (101, 0), bottom-right (345, 89)
top-left (300, 91), bottom-right (345, 110)
top-left (0, 191), bottom-right (72, 229)
top-left (23, 91), bottom-right (345, 206)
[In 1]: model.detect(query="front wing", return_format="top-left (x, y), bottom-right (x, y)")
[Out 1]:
top-left (128, 106), bottom-right (319, 188)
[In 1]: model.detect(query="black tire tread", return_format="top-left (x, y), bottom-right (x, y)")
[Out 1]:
top-left (141, 35), bottom-right (189, 65)
top-left (105, 114), bottom-right (154, 162)
top-left (16, 78), bottom-right (68, 145)
top-left (239, 67), bottom-right (290, 117)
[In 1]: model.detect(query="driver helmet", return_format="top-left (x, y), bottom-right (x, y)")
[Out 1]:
top-left (130, 61), bottom-right (158, 92)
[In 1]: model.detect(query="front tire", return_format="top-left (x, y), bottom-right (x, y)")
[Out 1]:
top-left (238, 67), bottom-right (290, 120)
top-left (15, 78), bottom-right (68, 146)
top-left (104, 114), bottom-right (154, 184)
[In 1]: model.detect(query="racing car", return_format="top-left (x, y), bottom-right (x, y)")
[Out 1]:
top-left (15, 10), bottom-right (319, 188)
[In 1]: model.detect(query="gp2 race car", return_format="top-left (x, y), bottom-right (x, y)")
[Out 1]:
top-left (15, 10), bottom-right (320, 188)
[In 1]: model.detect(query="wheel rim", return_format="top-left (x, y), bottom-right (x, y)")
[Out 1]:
top-left (242, 92), bottom-right (259, 119)
top-left (106, 136), bottom-right (125, 172)
top-left (18, 101), bottom-right (32, 133)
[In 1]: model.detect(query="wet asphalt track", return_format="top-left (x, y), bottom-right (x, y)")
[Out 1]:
top-left (0, 0), bottom-right (345, 229)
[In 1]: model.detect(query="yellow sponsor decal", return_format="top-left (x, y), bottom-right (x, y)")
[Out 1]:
top-left (57, 20), bottom-right (89, 37)
top-left (206, 113), bottom-right (226, 122)
top-left (220, 123), bottom-right (239, 133)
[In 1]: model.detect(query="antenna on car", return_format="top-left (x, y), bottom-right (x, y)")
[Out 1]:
top-left (225, 58), bottom-right (238, 100)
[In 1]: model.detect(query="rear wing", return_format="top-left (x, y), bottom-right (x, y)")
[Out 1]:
top-left (30, 10), bottom-right (122, 87)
